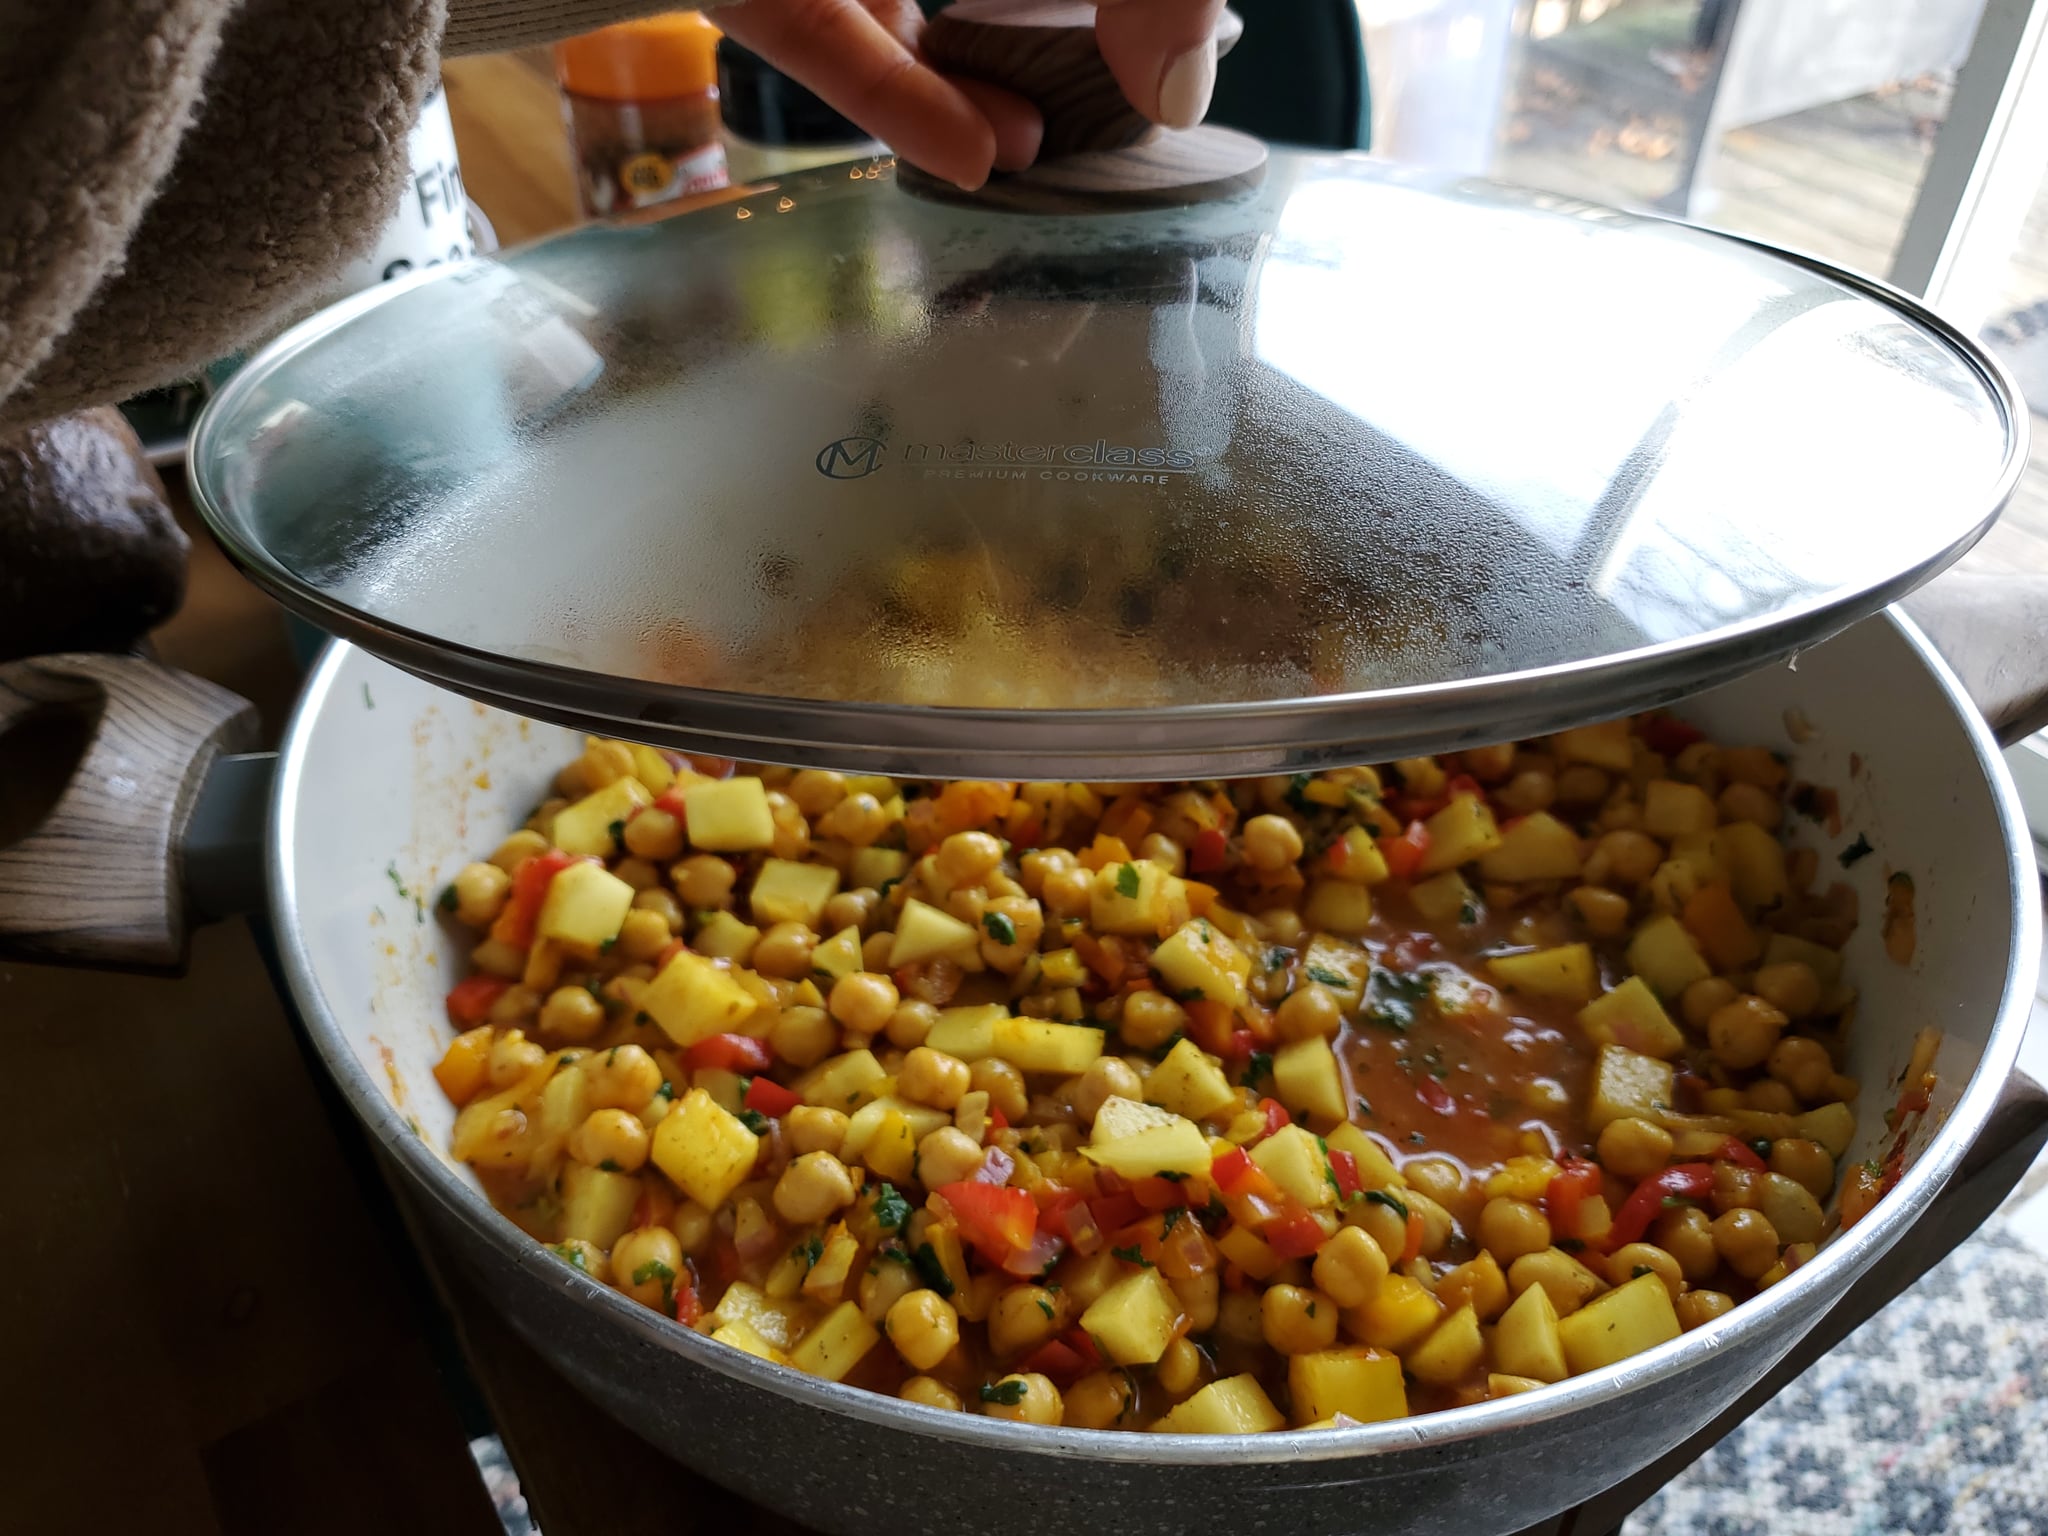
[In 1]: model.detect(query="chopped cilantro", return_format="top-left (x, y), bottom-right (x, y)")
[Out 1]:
top-left (1366, 1189), bottom-right (1409, 1219)
top-left (384, 863), bottom-right (408, 899)
top-left (1035, 1298), bottom-right (1055, 1320)
top-left (1305, 964), bottom-right (1349, 988)
top-left (1659, 1195), bottom-right (1695, 1210)
top-left (1111, 1244), bottom-right (1154, 1268)
top-left (607, 818), bottom-right (627, 850)
top-left (1172, 986), bottom-right (1205, 1002)
top-left (599, 935), bottom-right (617, 953)
top-left (1265, 947), bottom-right (1291, 972)
top-left (877, 1246), bottom-right (914, 1266)
top-left (797, 1236), bottom-right (824, 1269)
top-left (1148, 1030), bottom-right (1188, 1062)
top-left (1364, 966), bottom-right (1434, 1032)
top-left (1244, 1051), bottom-right (1274, 1086)
top-left (549, 1242), bottom-right (589, 1272)
top-left (982, 910), bottom-right (1018, 946)
top-left (872, 1184), bottom-right (912, 1232)
top-left (631, 1259), bottom-right (677, 1287)
top-left (738, 1108), bottom-right (770, 1134)
top-left (877, 876), bottom-right (904, 900)
top-left (1284, 774), bottom-right (1316, 814)
top-left (1839, 834), bottom-right (1874, 868)
top-left (1751, 1139), bottom-right (1773, 1159)
top-left (1557, 1236), bottom-right (1585, 1253)
top-left (1156, 1170), bottom-right (1188, 1182)
top-left (979, 1380), bottom-right (1028, 1406)
top-left (1162, 1207), bottom-right (1184, 1236)
top-left (1407, 1131), bottom-right (1426, 1145)
top-left (1115, 862), bottom-right (1141, 899)
top-left (637, 1010), bottom-right (652, 1025)
top-left (1631, 1265), bottom-right (1655, 1280)
top-left (1458, 897), bottom-right (1480, 925)
top-left (437, 884), bottom-right (458, 914)
top-left (362, 683), bottom-right (375, 709)
top-left (912, 1243), bottom-right (955, 1296)
top-left (1356, 1096), bottom-right (1374, 1119)
top-left (598, 1159), bottom-right (622, 1173)
top-left (1306, 1302), bottom-right (1318, 1318)
top-left (1862, 1159), bottom-right (1883, 1177)
top-left (654, 1080), bottom-right (674, 1100)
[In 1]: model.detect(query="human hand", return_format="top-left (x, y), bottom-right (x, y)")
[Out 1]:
top-left (713, 0), bottom-right (1228, 190)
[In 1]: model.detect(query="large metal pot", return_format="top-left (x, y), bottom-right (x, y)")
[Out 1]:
top-left (1, 600), bottom-right (2042, 1536)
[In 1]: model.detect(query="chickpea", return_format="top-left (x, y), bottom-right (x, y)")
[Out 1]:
top-left (981, 1373), bottom-right (1063, 1426)
top-left (885, 1289), bottom-right (961, 1372)
top-left (1138, 832), bottom-right (1186, 875)
top-left (915, 1127), bottom-right (987, 1188)
top-left (1261, 1284), bottom-right (1339, 1355)
top-left (816, 792), bottom-right (888, 847)
top-left (1653, 1206), bottom-right (1720, 1283)
top-left (1170, 1271), bottom-right (1220, 1335)
top-left (1607, 1242), bottom-right (1682, 1301)
top-left (1018, 848), bottom-right (1077, 897)
top-left (489, 829), bottom-right (550, 874)
top-left (1712, 1208), bottom-right (1781, 1279)
top-left (971, 1059), bottom-right (1029, 1123)
top-left (884, 999), bottom-right (940, 1051)
top-left (1566, 885), bottom-right (1631, 938)
top-left (773, 1152), bottom-right (857, 1225)
top-left (1493, 768), bottom-right (1557, 818)
top-left (1475, 1197), bottom-right (1551, 1264)
top-left (1257, 908), bottom-right (1305, 946)
top-left (605, 908), bottom-right (667, 965)
top-left (470, 938), bottom-right (528, 981)
top-left (671, 1200), bottom-right (715, 1254)
top-left (1710, 1162), bottom-right (1759, 1215)
top-left (487, 1029), bottom-right (546, 1088)
top-left (673, 854), bottom-right (737, 910)
top-left (1746, 1078), bottom-right (1800, 1115)
top-left (775, 1107), bottom-right (842, 1159)
top-left (608, 857), bottom-right (657, 892)
top-left (447, 861), bottom-right (511, 928)
top-left (1680, 976), bottom-right (1739, 1031)
top-left (1351, 1197), bottom-right (1410, 1267)
top-left (900, 1047), bottom-right (972, 1111)
top-left (579, 1044), bottom-right (658, 1112)
top-left (829, 971), bottom-right (900, 1035)
top-left (935, 831), bottom-right (1005, 889)
top-left (1755, 1171), bottom-right (1826, 1245)
top-left (898, 1376), bottom-right (963, 1413)
top-left (762, 791), bottom-right (810, 861)
top-left (770, 1005), bottom-right (836, 1068)
top-left (1155, 1335), bottom-right (1205, 1398)
top-left (1242, 814), bottom-right (1306, 874)
top-left (1064, 1057), bottom-right (1140, 1124)
top-left (1597, 1116), bottom-right (1675, 1181)
top-left (486, 986), bottom-right (542, 1029)
top-left (622, 807), bottom-right (684, 862)
top-left (987, 1285), bottom-right (1065, 1358)
top-left (753, 922), bottom-right (818, 980)
top-left (1676, 1290), bottom-right (1735, 1331)
top-left (1768, 1035), bottom-right (1835, 1101)
top-left (1769, 1138), bottom-right (1835, 1200)
top-left (611, 1225), bottom-right (683, 1308)
top-left (1593, 829), bottom-right (1663, 885)
top-left (977, 896), bottom-right (1045, 973)
top-left (1276, 983), bottom-right (1343, 1042)
top-left (1041, 865), bottom-right (1094, 919)
top-left (533, 985), bottom-right (602, 1044)
top-left (631, 886), bottom-right (685, 933)
top-left (1063, 1371), bottom-right (1137, 1429)
top-left (1311, 1225), bottom-right (1389, 1309)
top-left (861, 1256), bottom-right (921, 1324)
top-left (1554, 764), bottom-right (1611, 807)
top-left (1118, 990), bottom-right (1188, 1051)
top-left (789, 769), bottom-right (848, 817)
top-left (823, 888), bottom-right (880, 937)
top-left (1717, 781), bottom-right (1782, 830)
top-left (1751, 960), bottom-right (1820, 1020)
top-left (1398, 1158), bottom-right (1459, 1209)
top-left (568, 1107), bottom-right (650, 1172)
top-left (860, 931), bottom-right (896, 973)
top-left (1707, 995), bottom-right (1788, 1071)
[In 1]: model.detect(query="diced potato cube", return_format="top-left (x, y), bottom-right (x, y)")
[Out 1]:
top-left (432, 1026), bottom-right (494, 1107)
top-left (650, 1088), bottom-right (760, 1210)
top-left (1300, 936), bottom-right (1370, 1006)
top-left (1081, 1269), bottom-right (1181, 1366)
top-left (847, 846), bottom-right (909, 891)
top-left (558, 1162), bottom-right (641, 1249)
top-left (1327, 826), bottom-right (1391, 884)
top-left (1551, 720), bottom-right (1633, 771)
top-left (1145, 1038), bottom-right (1238, 1121)
top-left (1681, 881), bottom-right (1760, 971)
top-left (1303, 879), bottom-right (1373, 937)
top-left (791, 1300), bottom-right (881, 1382)
top-left (693, 1065), bottom-right (747, 1114)
top-left (450, 1079), bottom-right (543, 1166)
top-left (1493, 1277), bottom-right (1567, 1382)
top-left (628, 744), bottom-right (676, 795)
top-left (1643, 780), bottom-right (1717, 839)
top-left (993, 1017), bottom-right (1105, 1075)
top-left (1038, 949), bottom-right (1088, 989)
top-left (710, 1283), bottom-right (810, 1350)
top-left (1796, 1101), bottom-right (1857, 1159)
top-left (711, 1317), bottom-right (792, 1365)
top-left (861, 1108), bottom-right (920, 1184)
top-left (1487, 943), bottom-right (1597, 1005)
top-left (924, 1004), bottom-right (1006, 1061)
top-left (1093, 1095), bottom-right (1182, 1142)
top-left (1150, 1375), bottom-right (1285, 1435)
top-left (1478, 812), bottom-right (1584, 882)
top-left (750, 858), bottom-right (841, 930)
top-left (1556, 1274), bottom-right (1681, 1375)
top-left (1488, 1373), bottom-right (1546, 1397)
top-left (683, 776), bottom-right (775, 851)
top-left (843, 1095), bottom-right (951, 1163)
top-left (1419, 795), bottom-right (1504, 874)
top-left (1578, 977), bottom-right (1685, 1061)
top-left (1323, 1123), bottom-right (1400, 1189)
top-left (1272, 1036), bottom-right (1347, 1127)
top-left (888, 899), bottom-right (979, 967)
top-left (1091, 859), bottom-right (1174, 937)
top-left (552, 777), bottom-right (654, 858)
top-left (1409, 870), bottom-right (1477, 924)
top-left (1216, 1224), bottom-right (1284, 1280)
top-left (1588, 1045), bottom-right (1675, 1133)
top-left (1406, 1304), bottom-right (1485, 1386)
top-left (1288, 1347), bottom-right (1407, 1425)
top-left (1150, 919), bottom-right (1251, 1009)
top-left (536, 860), bottom-right (635, 952)
top-left (795, 1049), bottom-right (888, 1111)
top-left (692, 911), bottom-right (760, 961)
top-left (1082, 1115), bottom-right (1211, 1180)
top-left (809, 924), bottom-right (863, 983)
top-left (1626, 915), bottom-right (1712, 1000)
top-left (1435, 1252), bottom-right (1508, 1321)
top-left (638, 951), bottom-right (758, 1047)
top-left (1666, 831), bottom-right (1727, 884)
top-left (1250, 1124), bottom-right (1335, 1209)
top-left (1347, 1274), bottom-right (1442, 1353)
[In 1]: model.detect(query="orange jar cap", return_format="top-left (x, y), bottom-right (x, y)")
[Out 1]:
top-left (554, 11), bottom-right (722, 102)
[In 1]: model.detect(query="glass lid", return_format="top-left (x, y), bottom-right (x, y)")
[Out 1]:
top-left (189, 150), bottom-right (2025, 777)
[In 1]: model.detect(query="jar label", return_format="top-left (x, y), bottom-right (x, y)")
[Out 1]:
top-left (585, 140), bottom-right (730, 214)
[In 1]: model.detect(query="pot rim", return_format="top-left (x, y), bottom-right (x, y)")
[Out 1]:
top-left (267, 611), bottom-right (2040, 1468)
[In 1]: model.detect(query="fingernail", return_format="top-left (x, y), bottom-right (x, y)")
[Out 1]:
top-left (1157, 39), bottom-right (1217, 130)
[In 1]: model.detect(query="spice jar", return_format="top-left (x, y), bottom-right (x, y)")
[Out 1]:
top-left (554, 12), bottom-right (729, 217)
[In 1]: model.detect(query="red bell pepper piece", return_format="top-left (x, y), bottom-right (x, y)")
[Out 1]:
top-left (1131, 1176), bottom-right (1187, 1211)
top-left (1416, 1076), bottom-right (1456, 1116)
top-left (1329, 1150), bottom-right (1362, 1202)
top-left (1717, 1137), bottom-right (1769, 1174)
top-left (1063, 1328), bottom-right (1103, 1369)
top-left (936, 1180), bottom-right (1039, 1262)
top-left (445, 973), bottom-right (510, 1026)
top-left (684, 1033), bottom-right (774, 1073)
top-left (1445, 773), bottom-right (1485, 802)
top-left (742, 1075), bottom-right (802, 1117)
top-left (673, 1282), bottom-right (703, 1327)
top-left (1184, 998), bottom-right (1237, 1056)
top-left (1086, 1190), bottom-right (1144, 1236)
top-left (651, 786), bottom-right (691, 823)
top-left (1259, 1098), bottom-right (1292, 1137)
top-left (1543, 1156), bottom-right (1604, 1237)
top-left (1378, 820), bottom-right (1432, 881)
top-left (1019, 1339), bottom-right (1091, 1386)
top-left (1189, 827), bottom-right (1229, 874)
top-left (1641, 715), bottom-right (1705, 757)
top-left (1264, 1209), bottom-right (1327, 1261)
top-left (498, 848), bottom-right (577, 949)
top-left (1401, 1207), bottom-right (1426, 1264)
top-left (1606, 1162), bottom-right (1715, 1250)
top-left (987, 1105), bottom-right (1010, 1131)
top-left (1210, 1146), bottom-right (1253, 1193)
top-left (1225, 1028), bottom-right (1257, 1062)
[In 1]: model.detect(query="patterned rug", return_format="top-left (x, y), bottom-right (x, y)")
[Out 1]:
top-left (470, 1197), bottom-right (2048, 1536)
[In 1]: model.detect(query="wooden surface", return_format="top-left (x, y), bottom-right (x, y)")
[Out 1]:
top-left (0, 654), bottom-right (257, 971)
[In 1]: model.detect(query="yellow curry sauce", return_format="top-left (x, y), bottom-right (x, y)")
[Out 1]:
top-left (429, 719), bottom-right (1867, 1432)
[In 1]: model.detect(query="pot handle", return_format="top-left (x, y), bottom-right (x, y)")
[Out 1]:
top-left (0, 653), bottom-right (261, 973)
top-left (907, 2), bottom-right (1267, 212)
top-left (1899, 569), bottom-right (2048, 747)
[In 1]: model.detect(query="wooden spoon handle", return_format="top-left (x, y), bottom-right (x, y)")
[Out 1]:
top-left (0, 654), bottom-right (258, 973)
